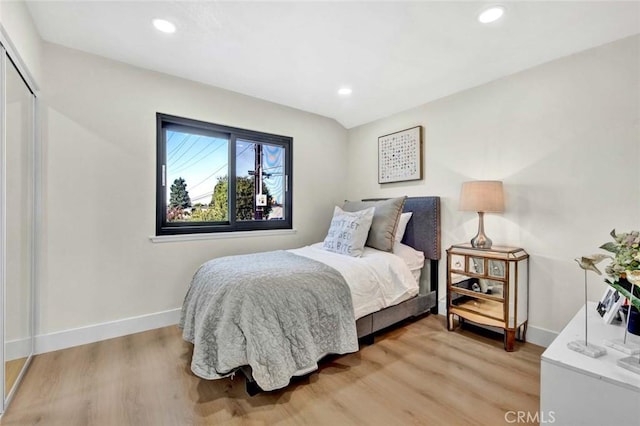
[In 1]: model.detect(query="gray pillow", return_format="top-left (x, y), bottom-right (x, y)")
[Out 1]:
top-left (342, 196), bottom-right (407, 252)
top-left (322, 206), bottom-right (375, 257)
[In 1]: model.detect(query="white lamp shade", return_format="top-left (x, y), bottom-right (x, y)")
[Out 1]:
top-left (459, 181), bottom-right (505, 213)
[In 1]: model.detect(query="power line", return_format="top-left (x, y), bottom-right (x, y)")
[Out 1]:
top-left (172, 139), bottom-right (227, 174)
top-left (191, 191), bottom-right (214, 203)
top-left (168, 135), bottom-right (202, 166)
top-left (172, 138), bottom-right (210, 170)
top-left (188, 144), bottom-right (253, 191)
top-left (167, 132), bottom-right (190, 157)
top-left (188, 163), bottom-right (227, 191)
top-left (166, 132), bottom-right (176, 144)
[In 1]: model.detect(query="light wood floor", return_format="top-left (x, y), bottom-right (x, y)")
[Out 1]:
top-left (5, 357), bottom-right (28, 397)
top-left (1, 315), bottom-right (544, 425)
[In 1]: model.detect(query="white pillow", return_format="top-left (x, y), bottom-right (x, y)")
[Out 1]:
top-left (393, 241), bottom-right (425, 271)
top-left (395, 212), bottom-right (413, 242)
top-left (322, 206), bottom-right (375, 257)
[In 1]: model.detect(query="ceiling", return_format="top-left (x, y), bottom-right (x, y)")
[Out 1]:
top-left (26, 1), bottom-right (640, 129)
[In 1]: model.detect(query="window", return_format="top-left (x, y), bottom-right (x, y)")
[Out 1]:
top-left (156, 113), bottom-right (292, 235)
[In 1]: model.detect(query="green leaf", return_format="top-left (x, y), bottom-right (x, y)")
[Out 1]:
top-left (599, 242), bottom-right (618, 253)
top-left (610, 229), bottom-right (617, 239)
top-left (606, 279), bottom-right (640, 311)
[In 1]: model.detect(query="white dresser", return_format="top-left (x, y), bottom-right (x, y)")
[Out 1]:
top-left (541, 302), bottom-right (640, 426)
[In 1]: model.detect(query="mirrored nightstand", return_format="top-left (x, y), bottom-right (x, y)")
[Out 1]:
top-left (447, 243), bottom-right (529, 351)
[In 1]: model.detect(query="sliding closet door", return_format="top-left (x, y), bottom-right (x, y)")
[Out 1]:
top-left (4, 53), bottom-right (35, 404)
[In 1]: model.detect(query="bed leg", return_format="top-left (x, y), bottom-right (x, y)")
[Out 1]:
top-left (360, 334), bottom-right (375, 346)
top-left (245, 377), bottom-right (263, 396)
top-left (430, 260), bottom-right (439, 315)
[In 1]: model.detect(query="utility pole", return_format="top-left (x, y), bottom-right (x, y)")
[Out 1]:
top-left (254, 144), bottom-right (263, 220)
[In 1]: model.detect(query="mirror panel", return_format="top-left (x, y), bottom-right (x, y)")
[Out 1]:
top-left (4, 54), bottom-right (34, 402)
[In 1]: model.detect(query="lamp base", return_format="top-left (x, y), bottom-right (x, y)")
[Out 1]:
top-left (470, 234), bottom-right (492, 249)
top-left (470, 211), bottom-right (492, 249)
top-left (567, 340), bottom-right (607, 358)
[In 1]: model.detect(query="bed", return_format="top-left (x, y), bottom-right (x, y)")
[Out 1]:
top-left (180, 196), bottom-right (441, 395)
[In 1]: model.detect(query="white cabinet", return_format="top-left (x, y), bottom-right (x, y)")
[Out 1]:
top-left (540, 302), bottom-right (640, 426)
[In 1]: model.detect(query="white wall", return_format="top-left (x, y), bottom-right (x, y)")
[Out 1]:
top-left (347, 35), bottom-right (640, 335)
top-left (38, 43), bottom-right (348, 335)
top-left (0, 0), bottom-right (42, 86)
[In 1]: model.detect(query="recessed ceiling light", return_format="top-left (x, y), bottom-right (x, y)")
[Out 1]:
top-left (338, 87), bottom-right (352, 96)
top-left (478, 6), bottom-right (505, 24)
top-left (153, 19), bottom-right (176, 34)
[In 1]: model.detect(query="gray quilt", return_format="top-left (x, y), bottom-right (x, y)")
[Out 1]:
top-left (179, 250), bottom-right (358, 391)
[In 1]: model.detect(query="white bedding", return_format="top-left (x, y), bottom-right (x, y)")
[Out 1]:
top-left (288, 242), bottom-right (423, 319)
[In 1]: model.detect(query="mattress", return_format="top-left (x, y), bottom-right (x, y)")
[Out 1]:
top-left (288, 242), bottom-right (423, 320)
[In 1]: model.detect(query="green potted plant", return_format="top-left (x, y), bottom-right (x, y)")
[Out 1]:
top-left (600, 229), bottom-right (640, 315)
top-left (601, 230), bottom-right (640, 374)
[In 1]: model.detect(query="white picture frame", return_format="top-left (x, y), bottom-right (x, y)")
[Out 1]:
top-left (596, 287), bottom-right (624, 324)
top-left (378, 126), bottom-right (423, 184)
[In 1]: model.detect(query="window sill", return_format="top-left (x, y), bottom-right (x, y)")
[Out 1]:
top-left (149, 228), bottom-right (297, 243)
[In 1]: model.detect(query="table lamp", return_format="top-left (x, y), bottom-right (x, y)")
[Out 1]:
top-left (459, 180), bottom-right (504, 249)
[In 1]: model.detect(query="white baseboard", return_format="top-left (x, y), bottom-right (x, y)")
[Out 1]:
top-left (6, 337), bottom-right (31, 361)
top-left (35, 308), bottom-right (181, 355)
top-left (525, 325), bottom-right (557, 348)
top-left (32, 304), bottom-right (559, 356)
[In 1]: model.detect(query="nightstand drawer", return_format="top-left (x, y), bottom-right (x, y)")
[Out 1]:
top-left (450, 278), bottom-right (504, 300)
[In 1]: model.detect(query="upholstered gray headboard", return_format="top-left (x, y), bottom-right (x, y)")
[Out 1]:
top-left (362, 196), bottom-right (441, 260)
top-left (401, 196), bottom-right (441, 261)
top-left (362, 196), bottom-right (441, 310)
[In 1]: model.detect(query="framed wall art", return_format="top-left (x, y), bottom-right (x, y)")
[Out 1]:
top-left (378, 126), bottom-right (423, 184)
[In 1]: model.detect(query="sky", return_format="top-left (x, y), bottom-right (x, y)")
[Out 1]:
top-left (165, 130), bottom-right (284, 206)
